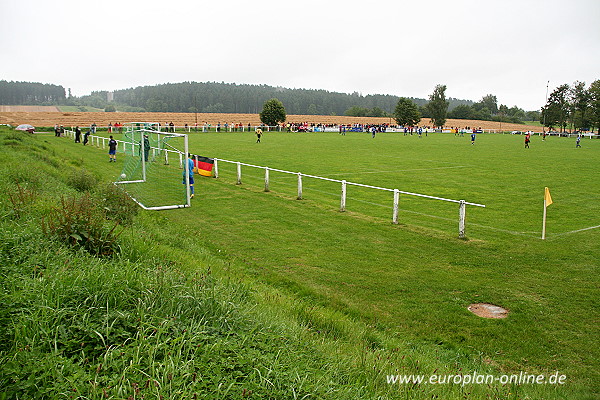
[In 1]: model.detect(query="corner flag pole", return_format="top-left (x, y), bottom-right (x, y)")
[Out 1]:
top-left (542, 187), bottom-right (553, 240)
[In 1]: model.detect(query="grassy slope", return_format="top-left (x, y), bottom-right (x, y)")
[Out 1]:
top-left (1, 128), bottom-right (598, 399)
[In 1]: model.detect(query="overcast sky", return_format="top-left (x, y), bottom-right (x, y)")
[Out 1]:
top-left (1, 0), bottom-right (598, 111)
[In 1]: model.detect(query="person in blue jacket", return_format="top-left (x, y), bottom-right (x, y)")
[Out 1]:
top-left (183, 153), bottom-right (195, 199)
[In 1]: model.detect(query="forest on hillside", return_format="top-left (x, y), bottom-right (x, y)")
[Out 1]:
top-left (90, 81), bottom-right (474, 117)
top-left (0, 80), bottom-right (471, 116)
top-left (0, 81), bottom-right (66, 105)
top-left (1, 80), bottom-right (544, 123)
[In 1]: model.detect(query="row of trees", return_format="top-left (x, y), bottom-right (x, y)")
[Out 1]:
top-left (96, 82), bottom-right (411, 116)
top-left (80, 81), bottom-right (476, 118)
top-left (392, 84), bottom-right (456, 128)
top-left (541, 80), bottom-right (600, 132)
top-left (257, 85), bottom-right (458, 129)
top-left (357, 88), bottom-right (541, 126)
top-left (448, 95), bottom-right (539, 123)
top-left (0, 81), bottom-right (66, 105)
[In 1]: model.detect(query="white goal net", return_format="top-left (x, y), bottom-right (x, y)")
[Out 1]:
top-left (115, 123), bottom-right (190, 210)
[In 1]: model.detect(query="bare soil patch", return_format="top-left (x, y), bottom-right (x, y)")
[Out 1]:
top-left (468, 303), bottom-right (509, 319)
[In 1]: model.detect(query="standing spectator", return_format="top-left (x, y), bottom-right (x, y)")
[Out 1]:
top-left (74, 126), bottom-right (81, 143)
top-left (108, 135), bottom-right (118, 162)
top-left (183, 153), bottom-right (195, 199)
top-left (143, 134), bottom-right (150, 162)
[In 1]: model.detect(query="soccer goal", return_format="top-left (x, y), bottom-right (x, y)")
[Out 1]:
top-left (115, 123), bottom-right (190, 210)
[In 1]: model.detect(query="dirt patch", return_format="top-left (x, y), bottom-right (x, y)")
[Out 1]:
top-left (468, 303), bottom-right (509, 319)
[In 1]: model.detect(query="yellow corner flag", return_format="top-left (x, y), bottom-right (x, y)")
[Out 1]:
top-left (544, 187), bottom-right (553, 206)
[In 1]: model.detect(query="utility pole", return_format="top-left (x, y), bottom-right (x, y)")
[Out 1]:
top-left (542, 80), bottom-right (549, 132)
top-left (194, 95), bottom-right (198, 126)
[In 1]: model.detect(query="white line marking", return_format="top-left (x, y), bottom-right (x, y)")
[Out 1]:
top-left (326, 166), bottom-right (468, 175)
top-left (550, 224), bottom-right (600, 237)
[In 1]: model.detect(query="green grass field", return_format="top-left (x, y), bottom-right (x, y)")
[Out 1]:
top-left (188, 130), bottom-right (600, 388)
top-left (1, 127), bottom-right (598, 399)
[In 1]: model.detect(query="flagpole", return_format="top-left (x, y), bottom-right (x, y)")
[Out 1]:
top-left (542, 199), bottom-right (547, 240)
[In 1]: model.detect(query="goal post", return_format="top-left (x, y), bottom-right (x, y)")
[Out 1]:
top-left (115, 123), bottom-right (190, 210)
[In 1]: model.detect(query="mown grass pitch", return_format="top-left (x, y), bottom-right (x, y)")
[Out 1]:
top-left (41, 129), bottom-right (600, 397)
top-left (191, 130), bottom-right (598, 239)
top-left (181, 130), bottom-right (599, 393)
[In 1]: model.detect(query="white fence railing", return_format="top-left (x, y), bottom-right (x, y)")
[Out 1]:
top-left (213, 158), bottom-right (485, 238)
top-left (63, 129), bottom-right (486, 237)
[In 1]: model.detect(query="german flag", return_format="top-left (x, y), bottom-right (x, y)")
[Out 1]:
top-left (194, 155), bottom-right (214, 177)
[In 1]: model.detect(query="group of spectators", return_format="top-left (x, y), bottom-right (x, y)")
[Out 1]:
top-left (107, 122), bottom-right (124, 134)
top-left (51, 121), bottom-right (499, 135)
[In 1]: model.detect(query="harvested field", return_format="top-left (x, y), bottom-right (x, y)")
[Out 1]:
top-left (0, 106), bottom-right (60, 112)
top-left (0, 111), bottom-right (541, 132)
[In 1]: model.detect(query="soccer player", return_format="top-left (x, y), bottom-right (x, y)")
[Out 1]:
top-left (576, 135), bottom-right (582, 148)
top-left (108, 135), bottom-right (117, 162)
top-left (183, 153), bottom-right (195, 199)
top-left (525, 132), bottom-right (531, 148)
top-left (470, 132), bottom-right (476, 145)
top-left (255, 127), bottom-right (262, 143)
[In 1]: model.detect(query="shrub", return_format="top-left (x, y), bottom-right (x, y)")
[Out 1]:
top-left (41, 193), bottom-right (122, 257)
top-left (97, 183), bottom-right (139, 226)
top-left (67, 168), bottom-right (98, 192)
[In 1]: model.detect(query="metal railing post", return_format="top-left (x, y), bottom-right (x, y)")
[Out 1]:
top-left (459, 200), bottom-right (466, 238)
top-left (393, 189), bottom-right (400, 224)
top-left (340, 180), bottom-right (347, 212)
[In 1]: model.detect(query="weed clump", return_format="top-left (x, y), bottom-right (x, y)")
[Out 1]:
top-left (67, 168), bottom-right (98, 192)
top-left (97, 183), bottom-right (139, 226)
top-left (7, 183), bottom-right (37, 219)
top-left (41, 193), bottom-right (122, 257)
